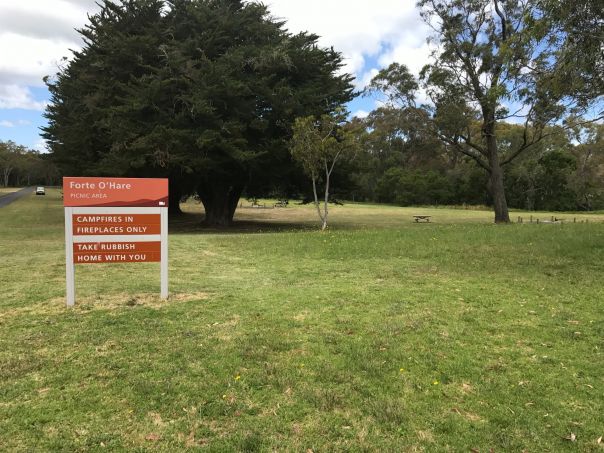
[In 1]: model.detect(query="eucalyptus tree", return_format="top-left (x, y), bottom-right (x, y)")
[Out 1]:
top-left (366, 1), bottom-right (602, 222)
top-left (290, 111), bottom-right (361, 230)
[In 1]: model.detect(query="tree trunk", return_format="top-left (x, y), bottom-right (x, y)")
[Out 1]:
top-left (197, 182), bottom-right (243, 227)
top-left (322, 169), bottom-right (330, 231)
top-left (2, 167), bottom-right (11, 187)
top-left (485, 131), bottom-right (510, 223)
top-left (168, 181), bottom-right (183, 216)
top-left (311, 173), bottom-right (326, 229)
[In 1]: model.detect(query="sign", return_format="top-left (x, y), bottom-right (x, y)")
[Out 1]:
top-left (63, 177), bottom-right (168, 207)
top-left (73, 241), bottom-right (161, 263)
top-left (63, 177), bottom-right (169, 306)
top-left (72, 214), bottom-right (161, 235)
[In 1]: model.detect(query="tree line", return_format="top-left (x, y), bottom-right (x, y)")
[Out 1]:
top-left (340, 111), bottom-right (604, 212)
top-left (0, 141), bottom-right (59, 188)
top-left (41, 0), bottom-right (602, 225)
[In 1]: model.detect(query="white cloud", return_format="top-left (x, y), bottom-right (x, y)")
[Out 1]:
top-left (268, 0), bottom-right (430, 87)
top-left (355, 68), bottom-right (380, 91)
top-left (0, 84), bottom-right (47, 110)
top-left (0, 32), bottom-right (79, 87)
top-left (352, 110), bottom-right (370, 119)
top-left (0, 0), bottom-right (98, 117)
top-left (378, 42), bottom-right (433, 78)
top-left (0, 5), bottom-right (83, 43)
top-left (33, 138), bottom-right (48, 152)
top-left (1, 0), bottom-right (431, 94)
top-left (0, 119), bottom-right (31, 127)
top-left (0, 0), bottom-right (435, 137)
top-left (415, 87), bottom-right (432, 107)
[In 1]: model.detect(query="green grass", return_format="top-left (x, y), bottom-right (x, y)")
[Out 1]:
top-left (0, 187), bottom-right (23, 195)
top-left (1, 189), bottom-right (603, 451)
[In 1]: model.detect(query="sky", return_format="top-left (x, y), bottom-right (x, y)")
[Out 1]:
top-left (0, 0), bottom-right (432, 152)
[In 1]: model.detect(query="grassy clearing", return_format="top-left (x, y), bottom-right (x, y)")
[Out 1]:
top-left (0, 187), bottom-right (23, 195)
top-left (1, 189), bottom-right (603, 451)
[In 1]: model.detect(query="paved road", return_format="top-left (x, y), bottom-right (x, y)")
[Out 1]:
top-left (0, 187), bottom-right (34, 208)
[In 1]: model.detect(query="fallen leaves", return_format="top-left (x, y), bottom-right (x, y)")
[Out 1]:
top-left (450, 407), bottom-right (484, 422)
top-left (148, 412), bottom-right (166, 427)
top-left (563, 432), bottom-right (576, 442)
top-left (461, 383), bottom-right (473, 394)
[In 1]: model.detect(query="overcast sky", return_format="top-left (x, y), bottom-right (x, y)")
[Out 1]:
top-left (0, 0), bottom-right (432, 151)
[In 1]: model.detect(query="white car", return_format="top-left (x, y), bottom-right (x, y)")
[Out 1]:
top-left (36, 186), bottom-right (45, 195)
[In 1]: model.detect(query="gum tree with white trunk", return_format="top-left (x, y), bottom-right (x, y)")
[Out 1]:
top-left (290, 111), bottom-right (360, 230)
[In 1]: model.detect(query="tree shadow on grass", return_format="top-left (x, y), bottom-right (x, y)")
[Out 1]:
top-left (169, 211), bottom-right (318, 235)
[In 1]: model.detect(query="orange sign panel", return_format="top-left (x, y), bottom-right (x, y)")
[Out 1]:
top-left (73, 241), bottom-right (161, 264)
top-left (63, 177), bottom-right (168, 207)
top-left (72, 214), bottom-right (161, 235)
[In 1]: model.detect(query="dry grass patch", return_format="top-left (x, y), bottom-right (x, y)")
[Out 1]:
top-left (30, 291), bottom-right (209, 313)
top-left (417, 429), bottom-right (435, 442)
top-left (0, 187), bottom-right (23, 195)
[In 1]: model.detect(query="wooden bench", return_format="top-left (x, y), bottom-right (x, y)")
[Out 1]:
top-left (413, 215), bottom-right (432, 223)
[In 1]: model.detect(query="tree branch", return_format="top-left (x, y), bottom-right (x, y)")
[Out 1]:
top-left (437, 133), bottom-right (491, 171)
top-left (501, 114), bottom-right (604, 166)
top-left (493, 0), bottom-right (507, 42)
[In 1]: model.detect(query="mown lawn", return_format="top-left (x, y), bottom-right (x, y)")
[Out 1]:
top-left (0, 189), bottom-right (602, 451)
top-left (0, 187), bottom-right (23, 195)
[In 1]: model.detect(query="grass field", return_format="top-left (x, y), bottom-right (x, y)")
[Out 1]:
top-left (0, 187), bottom-right (23, 195)
top-left (1, 189), bottom-right (603, 451)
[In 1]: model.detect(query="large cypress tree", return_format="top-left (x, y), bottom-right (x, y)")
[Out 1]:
top-left (43, 0), bottom-right (353, 224)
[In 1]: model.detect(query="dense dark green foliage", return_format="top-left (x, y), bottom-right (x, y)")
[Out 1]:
top-left (348, 113), bottom-right (604, 211)
top-left (43, 0), bottom-right (353, 224)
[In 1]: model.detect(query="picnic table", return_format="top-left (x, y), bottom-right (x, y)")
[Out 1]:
top-left (413, 215), bottom-right (432, 223)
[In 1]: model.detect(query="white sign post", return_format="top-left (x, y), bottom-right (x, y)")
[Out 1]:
top-left (63, 178), bottom-right (169, 307)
